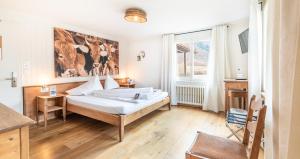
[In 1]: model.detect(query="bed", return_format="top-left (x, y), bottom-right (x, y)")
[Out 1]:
top-left (66, 93), bottom-right (170, 142)
top-left (23, 80), bottom-right (171, 142)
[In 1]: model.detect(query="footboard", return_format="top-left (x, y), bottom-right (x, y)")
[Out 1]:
top-left (67, 96), bottom-right (171, 142)
top-left (124, 97), bottom-right (171, 125)
top-left (67, 103), bottom-right (121, 126)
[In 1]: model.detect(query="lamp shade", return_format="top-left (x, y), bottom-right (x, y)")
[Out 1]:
top-left (124, 8), bottom-right (147, 23)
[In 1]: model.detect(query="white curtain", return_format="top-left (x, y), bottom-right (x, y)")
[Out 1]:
top-left (203, 25), bottom-right (228, 112)
top-left (263, 0), bottom-right (279, 158)
top-left (161, 34), bottom-right (177, 105)
top-left (263, 0), bottom-right (300, 158)
top-left (248, 0), bottom-right (263, 100)
top-left (263, 1), bottom-right (279, 159)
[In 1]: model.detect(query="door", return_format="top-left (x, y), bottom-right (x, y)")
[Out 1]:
top-left (0, 19), bottom-right (23, 113)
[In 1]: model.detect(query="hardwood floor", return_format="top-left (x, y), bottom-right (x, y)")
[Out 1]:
top-left (29, 106), bottom-right (264, 159)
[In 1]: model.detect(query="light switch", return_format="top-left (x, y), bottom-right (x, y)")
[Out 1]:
top-left (23, 61), bottom-right (31, 70)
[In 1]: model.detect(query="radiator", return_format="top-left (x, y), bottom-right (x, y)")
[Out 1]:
top-left (176, 82), bottom-right (206, 106)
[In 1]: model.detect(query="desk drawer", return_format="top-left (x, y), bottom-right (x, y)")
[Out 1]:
top-left (0, 129), bottom-right (21, 159)
top-left (225, 82), bottom-right (248, 90)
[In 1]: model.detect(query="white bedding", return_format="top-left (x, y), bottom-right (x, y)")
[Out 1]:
top-left (67, 91), bottom-right (168, 115)
top-left (92, 87), bottom-right (155, 101)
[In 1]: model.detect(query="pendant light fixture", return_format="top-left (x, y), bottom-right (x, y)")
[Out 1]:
top-left (124, 8), bottom-right (147, 23)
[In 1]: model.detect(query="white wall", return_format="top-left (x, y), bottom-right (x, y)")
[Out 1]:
top-left (126, 19), bottom-right (249, 88)
top-left (127, 36), bottom-right (162, 88)
top-left (0, 10), bottom-right (129, 112)
top-left (0, 8), bottom-right (248, 113)
top-left (227, 18), bottom-right (249, 78)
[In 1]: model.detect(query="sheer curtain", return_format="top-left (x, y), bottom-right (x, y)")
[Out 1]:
top-left (268, 0), bottom-right (300, 158)
top-left (161, 34), bottom-right (177, 105)
top-left (248, 0), bottom-right (263, 100)
top-left (263, 0), bottom-right (300, 158)
top-left (263, 0), bottom-right (279, 158)
top-left (203, 25), bottom-right (228, 112)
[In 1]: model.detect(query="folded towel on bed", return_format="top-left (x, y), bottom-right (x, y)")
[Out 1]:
top-left (91, 87), bottom-right (157, 102)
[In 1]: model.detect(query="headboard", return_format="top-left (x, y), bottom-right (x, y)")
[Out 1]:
top-left (23, 78), bottom-right (127, 120)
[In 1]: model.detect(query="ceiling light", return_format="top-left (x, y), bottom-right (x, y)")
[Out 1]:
top-left (124, 8), bottom-right (147, 23)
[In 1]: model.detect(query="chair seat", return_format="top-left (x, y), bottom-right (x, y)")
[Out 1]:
top-left (186, 132), bottom-right (248, 159)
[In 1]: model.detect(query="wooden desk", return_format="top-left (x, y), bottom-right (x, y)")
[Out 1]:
top-left (224, 79), bottom-right (248, 115)
top-left (0, 103), bottom-right (34, 159)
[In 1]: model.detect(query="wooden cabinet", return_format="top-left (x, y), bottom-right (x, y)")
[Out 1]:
top-left (0, 103), bottom-right (34, 159)
top-left (0, 129), bottom-right (20, 159)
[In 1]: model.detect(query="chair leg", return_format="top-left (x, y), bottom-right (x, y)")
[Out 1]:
top-left (245, 96), bottom-right (248, 110)
top-left (227, 127), bottom-right (243, 141)
top-left (229, 96), bottom-right (233, 109)
top-left (238, 97), bottom-right (242, 109)
top-left (226, 123), bottom-right (243, 142)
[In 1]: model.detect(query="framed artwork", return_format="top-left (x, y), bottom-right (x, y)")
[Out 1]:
top-left (54, 28), bottom-right (119, 77)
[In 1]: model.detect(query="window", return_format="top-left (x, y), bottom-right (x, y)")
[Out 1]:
top-left (176, 41), bottom-right (210, 79)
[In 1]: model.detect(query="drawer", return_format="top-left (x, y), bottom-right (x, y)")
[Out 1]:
top-left (225, 82), bottom-right (248, 90)
top-left (0, 129), bottom-right (21, 159)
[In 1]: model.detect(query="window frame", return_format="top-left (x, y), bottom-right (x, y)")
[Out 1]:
top-left (176, 40), bottom-right (210, 81)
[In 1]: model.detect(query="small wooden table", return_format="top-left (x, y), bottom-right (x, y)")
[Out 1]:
top-left (120, 83), bottom-right (136, 88)
top-left (224, 79), bottom-right (248, 115)
top-left (36, 94), bottom-right (66, 128)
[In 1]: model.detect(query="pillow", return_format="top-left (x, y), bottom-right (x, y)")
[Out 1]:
top-left (66, 76), bottom-right (103, 95)
top-left (104, 75), bottom-right (120, 90)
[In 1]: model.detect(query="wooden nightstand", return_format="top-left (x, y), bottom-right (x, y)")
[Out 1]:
top-left (36, 94), bottom-right (66, 128)
top-left (119, 83), bottom-right (136, 88)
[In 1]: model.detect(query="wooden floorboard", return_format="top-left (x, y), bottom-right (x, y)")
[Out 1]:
top-left (29, 106), bottom-right (264, 159)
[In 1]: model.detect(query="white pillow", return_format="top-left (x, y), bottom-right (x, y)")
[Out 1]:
top-left (104, 75), bottom-right (120, 90)
top-left (66, 76), bottom-right (103, 95)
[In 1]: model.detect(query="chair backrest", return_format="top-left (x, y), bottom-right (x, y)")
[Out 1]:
top-left (242, 97), bottom-right (267, 159)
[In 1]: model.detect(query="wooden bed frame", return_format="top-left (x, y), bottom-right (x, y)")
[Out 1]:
top-left (67, 96), bottom-right (170, 142)
top-left (23, 79), bottom-right (171, 141)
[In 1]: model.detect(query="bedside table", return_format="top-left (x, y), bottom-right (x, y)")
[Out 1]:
top-left (120, 83), bottom-right (136, 88)
top-left (36, 94), bottom-right (66, 128)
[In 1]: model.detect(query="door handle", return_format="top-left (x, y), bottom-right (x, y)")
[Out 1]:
top-left (3, 72), bottom-right (17, 87)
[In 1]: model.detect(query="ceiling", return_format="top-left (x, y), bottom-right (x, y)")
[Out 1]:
top-left (0, 0), bottom-right (250, 39)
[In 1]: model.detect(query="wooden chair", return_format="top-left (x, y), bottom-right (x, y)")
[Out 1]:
top-left (228, 89), bottom-right (248, 110)
top-left (186, 98), bottom-right (267, 159)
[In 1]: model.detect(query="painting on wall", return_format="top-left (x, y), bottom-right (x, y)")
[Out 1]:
top-left (54, 28), bottom-right (119, 77)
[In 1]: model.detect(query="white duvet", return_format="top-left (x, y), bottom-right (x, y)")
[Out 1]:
top-left (91, 87), bottom-right (159, 103)
top-left (67, 91), bottom-right (168, 114)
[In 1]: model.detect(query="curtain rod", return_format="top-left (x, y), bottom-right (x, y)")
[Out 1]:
top-left (174, 25), bottom-right (229, 36)
top-left (175, 28), bottom-right (212, 36)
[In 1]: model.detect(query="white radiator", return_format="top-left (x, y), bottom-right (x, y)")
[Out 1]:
top-left (176, 81), bottom-right (206, 106)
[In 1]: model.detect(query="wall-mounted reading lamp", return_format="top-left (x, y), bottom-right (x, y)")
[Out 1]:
top-left (40, 76), bottom-right (50, 93)
top-left (137, 51), bottom-right (145, 61)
